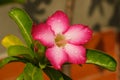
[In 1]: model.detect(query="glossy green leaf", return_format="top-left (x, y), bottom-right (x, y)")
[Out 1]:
top-left (0, 56), bottom-right (26, 68)
top-left (86, 49), bottom-right (117, 71)
top-left (7, 45), bottom-right (34, 59)
top-left (1, 34), bottom-right (24, 48)
top-left (44, 67), bottom-right (64, 80)
top-left (0, 0), bottom-right (26, 5)
top-left (23, 63), bottom-right (43, 80)
top-left (9, 8), bottom-right (33, 47)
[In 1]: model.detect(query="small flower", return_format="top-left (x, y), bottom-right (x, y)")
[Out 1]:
top-left (31, 11), bottom-right (93, 69)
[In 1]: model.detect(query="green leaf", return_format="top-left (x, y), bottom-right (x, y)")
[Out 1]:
top-left (34, 41), bottom-right (46, 68)
top-left (23, 63), bottom-right (44, 80)
top-left (16, 73), bottom-right (24, 80)
top-left (1, 34), bottom-right (25, 48)
top-left (86, 49), bottom-right (117, 71)
top-left (7, 45), bottom-right (34, 59)
top-left (44, 67), bottom-right (64, 80)
top-left (9, 8), bottom-right (33, 47)
top-left (0, 0), bottom-right (26, 5)
top-left (0, 56), bottom-right (26, 68)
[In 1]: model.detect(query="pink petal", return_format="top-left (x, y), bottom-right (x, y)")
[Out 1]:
top-left (64, 43), bottom-right (86, 64)
top-left (31, 23), bottom-right (55, 47)
top-left (64, 24), bottom-right (93, 45)
top-left (46, 46), bottom-right (68, 69)
top-left (46, 11), bottom-right (69, 34)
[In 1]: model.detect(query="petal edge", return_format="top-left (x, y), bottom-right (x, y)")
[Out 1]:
top-left (64, 43), bottom-right (86, 64)
top-left (46, 46), bottom-right (68, 69)
top-left (47, 11), bottom-right (69, 34)
top-left (64, 24), bottom-right (93, 45)
top-left (31, 23), bottom-right (55, 47)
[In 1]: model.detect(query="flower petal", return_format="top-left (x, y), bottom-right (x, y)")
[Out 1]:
top-left (31, 23), bottom-right (55, 47)
top-left (64, 24), bottom-right (93, 45)
top-left (46, 46), bottom-right (68, 69)
top-left (46, 11), bottom-right (69, 34)
top-left (64, 43), bottom-right (86, 64)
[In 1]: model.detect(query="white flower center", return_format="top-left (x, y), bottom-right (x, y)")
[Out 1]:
top-left (55, 34), bottom-right (67, 47)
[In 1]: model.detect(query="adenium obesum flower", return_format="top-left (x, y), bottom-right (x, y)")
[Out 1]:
top-left (31, 11), bottom-right (93, 69)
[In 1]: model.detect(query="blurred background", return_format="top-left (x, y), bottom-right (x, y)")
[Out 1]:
top-left (0, 0), bottom-right (119, 80)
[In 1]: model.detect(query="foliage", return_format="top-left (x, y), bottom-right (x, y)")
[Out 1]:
top-left (0, 8), bottom-right (117, 80)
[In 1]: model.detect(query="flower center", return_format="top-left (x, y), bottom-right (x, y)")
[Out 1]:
top-left (55, 34), bottom-right (67, 47)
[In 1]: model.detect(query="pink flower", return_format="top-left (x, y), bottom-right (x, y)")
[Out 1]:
top-left (31, 11), bottom-right (93, 69)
